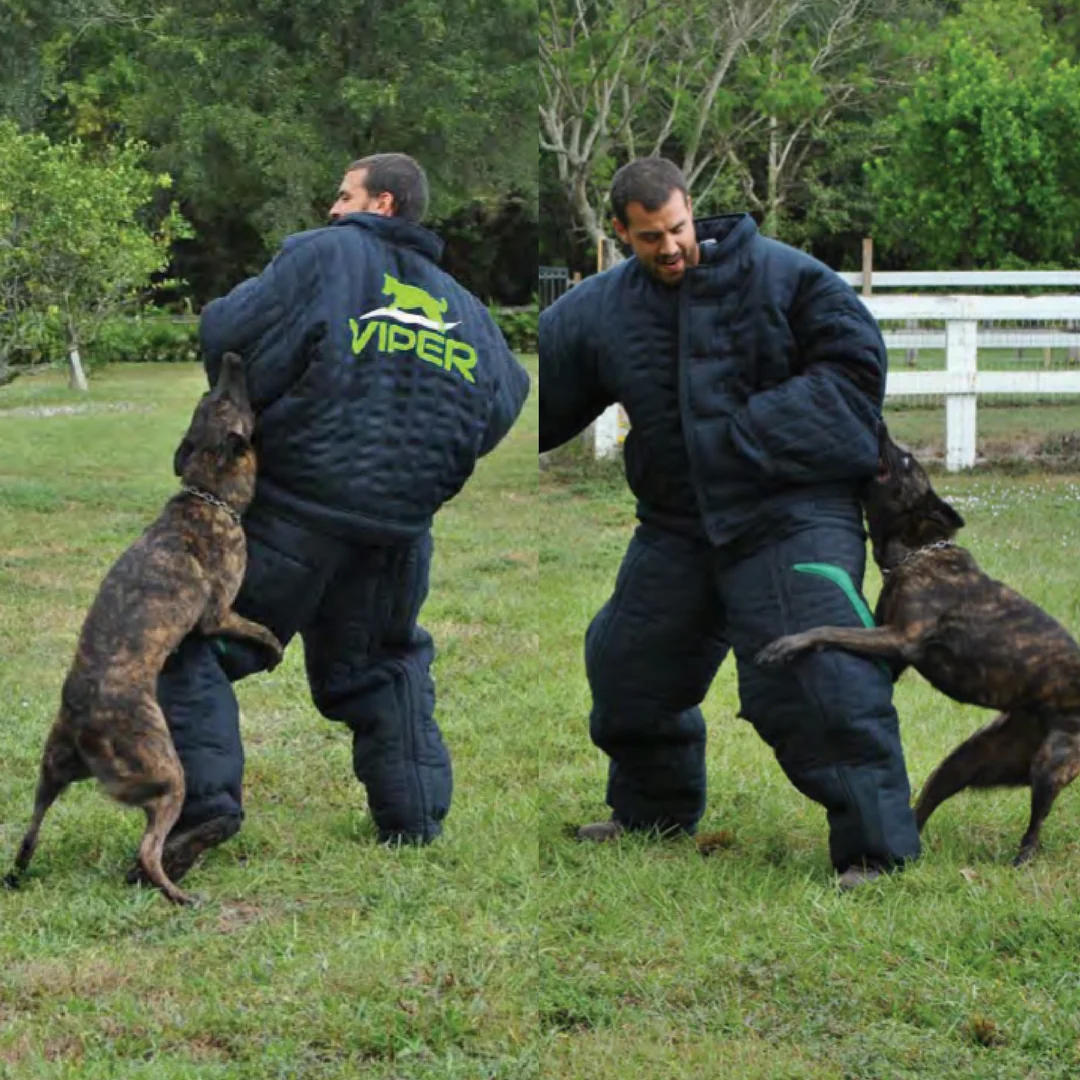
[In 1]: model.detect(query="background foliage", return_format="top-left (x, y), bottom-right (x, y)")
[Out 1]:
top-left (540, 0), bottom-right (1080, 274)
top-left (0, 0), bottom-right (537, 309)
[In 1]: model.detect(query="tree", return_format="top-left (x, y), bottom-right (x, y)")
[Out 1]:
top-left (0, 122), bottom-right (188, 388)
top-left (540, 0), bottom-right (667, 247)
top-left (868, 0), bottom-right (1080, 268)
top-left (34, 0), bottom-right (537, 300)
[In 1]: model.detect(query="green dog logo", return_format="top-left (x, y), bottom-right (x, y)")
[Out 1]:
top-left (382, 273), bottom-right (449, 330)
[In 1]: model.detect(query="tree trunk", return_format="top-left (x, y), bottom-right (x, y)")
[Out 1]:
top-left (764, 112), bottom-right (780, 237)
top-left (68, 343), bottom-right (89, 392)
top-left (572, 171), bottom-right (605, 250)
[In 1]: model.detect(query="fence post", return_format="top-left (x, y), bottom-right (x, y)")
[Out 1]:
top-left (594, 408), bottom-right (622, 459)
top-left (945, 316), bottom-right (978, 470)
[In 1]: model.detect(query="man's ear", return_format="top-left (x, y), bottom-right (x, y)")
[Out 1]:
top-left (612, 217), bottom-right (630, 246)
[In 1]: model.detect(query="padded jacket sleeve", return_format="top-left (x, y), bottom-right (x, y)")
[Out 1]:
top-left (199, 239), bottom-right (324, 410)
top-left (479, 326), bottom-right (532, 457)
top-left (538, 295), bottom-right (614, 453)
top-left (727, 275), bottom-right (886, 484)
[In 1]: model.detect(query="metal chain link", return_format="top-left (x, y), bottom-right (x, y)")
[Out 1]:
top-left (882, 540), bottom-right (957, 576)
top-left (181, 485), bottom-right (241, 524)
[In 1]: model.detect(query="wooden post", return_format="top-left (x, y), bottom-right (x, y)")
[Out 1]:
top-left (861, 237), bottom-right (873, 296)
top-left (945, 318), bottom-right (978, 471)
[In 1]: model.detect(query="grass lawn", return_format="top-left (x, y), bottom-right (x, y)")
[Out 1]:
top-left (539, 451), bottom-right (1080, 1079)
top-left (0, 360), bottom-right (538, 1080)
top-left (885, 400), bottom-right (1080, 462)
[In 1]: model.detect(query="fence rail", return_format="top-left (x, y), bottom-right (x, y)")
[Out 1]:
top-left (838, 270), bottom-right (1080, 290)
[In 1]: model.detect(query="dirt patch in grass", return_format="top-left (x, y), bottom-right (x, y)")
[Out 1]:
top-left (7, 955), bottom-right (145, 1000)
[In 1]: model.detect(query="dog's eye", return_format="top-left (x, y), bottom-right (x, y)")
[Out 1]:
top-left (903, 456), bottom-right (912, 470)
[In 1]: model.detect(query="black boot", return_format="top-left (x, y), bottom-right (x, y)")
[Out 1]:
top-left (126, 814), bottom-right (241, 887)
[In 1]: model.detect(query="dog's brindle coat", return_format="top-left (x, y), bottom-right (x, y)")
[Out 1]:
top-left (4, 354), bottom-right (282, 904)
top-left (757, 429), bottom-right (1080, 865)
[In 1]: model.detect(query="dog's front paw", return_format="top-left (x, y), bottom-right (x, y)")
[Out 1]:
top-left (755, 636), bottom-right (804, 667)
top-left (262, 634), bottom-right (285, 671)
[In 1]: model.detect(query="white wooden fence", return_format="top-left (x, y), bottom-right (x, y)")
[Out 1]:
top-left (591, 270), bottom-right (1080, 470)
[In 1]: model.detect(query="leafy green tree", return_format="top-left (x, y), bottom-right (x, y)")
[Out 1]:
top-left (868, 0), bottom-right (1080, 268)
top-left (0, 121), bottom-right (188, 387)
top-left (35, 0), bottom-right (536, 299)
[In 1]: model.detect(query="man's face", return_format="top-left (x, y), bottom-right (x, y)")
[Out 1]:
top-left (612, 189), bottom-right (698, 286)
top-left (328, 169), bottom-right (394, 220)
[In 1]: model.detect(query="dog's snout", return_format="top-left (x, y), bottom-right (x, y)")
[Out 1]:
top-left (212, 353), bottom-right (250, 409)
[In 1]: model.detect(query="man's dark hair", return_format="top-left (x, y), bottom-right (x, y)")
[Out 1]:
top-left (347, 152), bottom-right (429, 223)
top-left (610, 158), bottom-right (689, 226)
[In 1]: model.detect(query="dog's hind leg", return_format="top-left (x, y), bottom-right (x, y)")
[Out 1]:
top-left (4, 714), bottom-right (90, 888)
top-left (1014, 726), bottom-right (1080, 866)
top-left (87, 704), bottom-right (194, 906)
top-left (914, 711), bottom-right (1045, 832)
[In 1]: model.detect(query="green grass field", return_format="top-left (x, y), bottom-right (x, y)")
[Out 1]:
top-left (7, 362), bottom-right (1080, 1077)
top-left (0, 361), bottom-right (538, 1080)
top-left (539, 453), bottom-right (1080, 1079)
top-left (884, 400), bottom-right (1080, 462)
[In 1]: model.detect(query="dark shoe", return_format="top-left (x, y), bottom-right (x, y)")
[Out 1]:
top-left (837, 865), bottom-right (885, 892)
top-left (126, 814), bottom-right (241, 887)
top-left (576, 820), bottom-right (625, 843)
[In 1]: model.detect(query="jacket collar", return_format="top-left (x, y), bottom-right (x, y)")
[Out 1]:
top-left (331, 212), bottom-right (445, 263)
top-left (693, 214), bottom-right (758, 264)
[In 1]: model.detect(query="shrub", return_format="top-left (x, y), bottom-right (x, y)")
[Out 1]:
top-left (491, 305), bottom-right (538, 353)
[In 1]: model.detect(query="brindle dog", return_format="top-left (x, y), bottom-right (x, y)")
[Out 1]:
top-left (3, 354), bottom-right (282, 905)
top-left (756, 427), bottom-right (1080, 866)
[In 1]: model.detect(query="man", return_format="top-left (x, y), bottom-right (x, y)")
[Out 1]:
top-left (145, 153), bottom-right (530, 882)
top-left (539, 157), bottom-right (919, 889)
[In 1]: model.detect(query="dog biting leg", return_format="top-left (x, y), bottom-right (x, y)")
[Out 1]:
top-left (756, 625), bottom-right (914, 668)
top-left (1014, 727), bottom-right (1080, 866)
top-left (914, 711), bottom-right (1043, 832)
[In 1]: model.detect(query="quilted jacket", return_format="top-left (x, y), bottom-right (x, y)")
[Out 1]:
top-left (540, 214), bottom-right (887, 545)
top-left (199, 213), bottom-right (530, 540)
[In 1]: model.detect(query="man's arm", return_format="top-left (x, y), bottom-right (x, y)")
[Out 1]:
top-left (727, 275), bottom-right (885, 484)
top-left (200, 240), bottom-right (321, 409)
top-left (479, 332), bottom-right (532, 457)
top-left (538, 296), bottom-right (613, 453)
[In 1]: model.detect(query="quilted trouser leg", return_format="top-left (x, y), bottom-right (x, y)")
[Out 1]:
top-left (716, 522), bottom-right (921, 872)
top-left (585, 524), bottom-right (728, 834)
top-left (157, 637), bottom-right (245, 833)
top-left (160, 509), bottom-right (337, 837)
top-left (303, 532), bottom-right (451, 844)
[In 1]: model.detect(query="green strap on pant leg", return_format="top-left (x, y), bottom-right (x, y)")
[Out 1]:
top-left (792, 563), bottom-right (876, 628)
top-left (792, 562), bottom-right (890, 676)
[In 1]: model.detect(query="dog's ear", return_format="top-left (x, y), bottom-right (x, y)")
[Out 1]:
top-left (173, 438), bottom-right (195, 477)
top-left (927, 493), bottom-right (964, 531)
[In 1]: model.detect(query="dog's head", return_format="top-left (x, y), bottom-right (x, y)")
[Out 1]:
top-left (172, 353), bottom-right (257, 507)
top-left (862, 425), bottom-right (965, 567)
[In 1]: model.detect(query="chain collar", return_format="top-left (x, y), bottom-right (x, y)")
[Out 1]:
top-left (181, 485), bottom-right (242, 525)
top-left (881, 540), bottom-right (957, 576)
